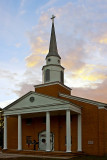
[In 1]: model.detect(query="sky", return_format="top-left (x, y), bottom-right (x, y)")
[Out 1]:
top-left (0, 0), bottom-right (107, 108)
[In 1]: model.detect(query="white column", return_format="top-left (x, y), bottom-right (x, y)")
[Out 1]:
top-left (4, 115), bottom-right (7, 149)
top-left (78, 114), bottom-right (82, 151)
top-left (18, 114), bottom-right (22, 150)
top-left (66, 110), bottom-right (71, 152)
top-left (46, 111), bottom-right (50, 151)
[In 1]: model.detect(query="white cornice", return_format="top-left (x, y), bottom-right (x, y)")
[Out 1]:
top-left (98, 106), bottom-right (107, 110)
top-left (59, 93), bottom-right (107, 107)
top-left (4, 102), bottom-right (81, 116)
top-left (42, 64), bottom-right (65, 70)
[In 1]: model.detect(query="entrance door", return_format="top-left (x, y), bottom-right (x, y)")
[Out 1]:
top-left (39, 131), bottom-right (54, 151)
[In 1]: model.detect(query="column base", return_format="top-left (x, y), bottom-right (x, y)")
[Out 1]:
top-left (77, 150), bottom-right (82, 152)
top-left (18, 147), bottom-right (22, 151)
top-left (46, 150), bottom-right (51, 152)
top-left (66, 150), bottom-right (72, 153)
top-left (3, 148), bottom-right (8, 150)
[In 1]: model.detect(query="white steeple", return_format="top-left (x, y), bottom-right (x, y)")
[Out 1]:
top-left (42, 15), bottom-right (64, 84)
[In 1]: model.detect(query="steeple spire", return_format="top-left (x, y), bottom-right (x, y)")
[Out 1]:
top-left (46, 15), bottom-right (61, 59)
top-left (42, 15), bottom-right (64, 84)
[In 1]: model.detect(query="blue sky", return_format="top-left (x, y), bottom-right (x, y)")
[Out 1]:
top-left (0, 0), bottom-right (107, 107)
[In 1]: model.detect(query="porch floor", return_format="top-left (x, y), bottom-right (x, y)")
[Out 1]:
top-left (2, 149), bottom-right (85, 159)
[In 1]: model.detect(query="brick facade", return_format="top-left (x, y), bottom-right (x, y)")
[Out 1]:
top-left (5, 83), bottom-right (107, 155)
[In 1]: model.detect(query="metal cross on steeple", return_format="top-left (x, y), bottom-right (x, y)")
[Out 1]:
top-left (51, 15), bottom-right (56, 24)
top-left (46, 14), bottom-right (60, 59)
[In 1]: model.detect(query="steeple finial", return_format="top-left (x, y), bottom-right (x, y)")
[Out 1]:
top-left (46, 15), bottom-right (61, 59)
top-left (51, 15), bottom-right (56, 24)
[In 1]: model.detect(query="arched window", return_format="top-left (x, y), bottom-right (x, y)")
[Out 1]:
top-left (60, 71), bottom-right (64, 84)
top-left (45, 69), bottom-right (50, 82)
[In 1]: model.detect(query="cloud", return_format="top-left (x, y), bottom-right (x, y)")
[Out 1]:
top-left (25, 15), bottom-right (50, 67)
top-left (99, 36), bottom-right (107, 44)
top-left (26, 54), bottom-right (44, 67)
top-left (72, 64), bottom-right (107, 82)
top-left (72, 79), bottom-right (107, 103)
top-left (36, 0), bottom-right (58, 14)
top-left (13, 67), bottom-right (42, 97)
top-left (13, 83), bottom-right (34, 97)
top-left (0, 69), bottom-right (17, 81)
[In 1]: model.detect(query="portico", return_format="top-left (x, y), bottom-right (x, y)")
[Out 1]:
top-left (3, 92), bottom-right (81, 152)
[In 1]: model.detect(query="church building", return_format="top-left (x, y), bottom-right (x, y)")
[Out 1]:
top-left (3, 15), bottom-right (107, 156)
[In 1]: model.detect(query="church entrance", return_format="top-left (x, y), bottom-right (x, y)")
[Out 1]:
top-left (39, 131), bottom-right (54, 151)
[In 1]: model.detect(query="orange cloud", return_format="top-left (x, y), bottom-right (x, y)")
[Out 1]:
top-left (72, 79), bottom-right (107, 104)
top-left (74, 64), bottom-right (107, 82)
top-left (26, 54), bottom-right (44, 67)
top-left (25, 34), bottom-right (49, 67)
top-left (100, 37), bottom-right (107, 44)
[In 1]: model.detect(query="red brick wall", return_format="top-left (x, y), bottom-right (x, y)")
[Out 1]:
top-left (35, 84), bottom-right (71, 98)
top-left (7, 116), bottom-right (18, 149)
top-left (22, 117), bottom-right (46, 150)
top-left (98, 109), bottom-right (105, 155)
top-left (104, 110), bottom-right (107, 154)
top-left (82, 104), bottom-right (99, 155)
top-left (22, 115), bottom-right (77, 151)
top-left (71, 115), bottom-right (78, 151)
top-left (22, 116), bottom-right (66, 151)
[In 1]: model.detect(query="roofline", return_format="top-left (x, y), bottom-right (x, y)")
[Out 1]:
top-left (59, 93), bottom-right (107, 107)
top-left (34, 81), bottom-right (72, 91)
top-left (3, 91), bottom-right (34, 111)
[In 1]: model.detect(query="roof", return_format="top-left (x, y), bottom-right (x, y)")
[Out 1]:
top-left (59, 93), bottom-right (107, 107)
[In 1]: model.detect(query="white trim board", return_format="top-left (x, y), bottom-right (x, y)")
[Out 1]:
top-left (59, 93), bottom-right (107, 107)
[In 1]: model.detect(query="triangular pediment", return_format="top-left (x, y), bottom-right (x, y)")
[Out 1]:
top-left (4, 91), bottom-right (72, 115)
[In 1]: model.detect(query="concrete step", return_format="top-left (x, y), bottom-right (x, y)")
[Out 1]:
top-left (2, 149), bottom-right (85, 158)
